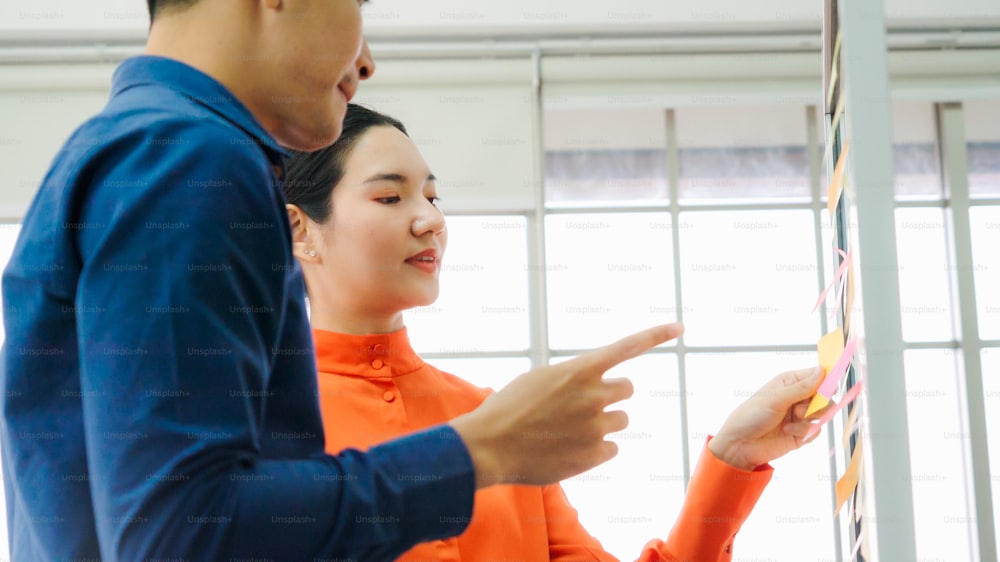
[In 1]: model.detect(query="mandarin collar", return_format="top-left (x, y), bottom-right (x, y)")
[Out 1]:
top-left (312, 327), bottom-right (426, 378)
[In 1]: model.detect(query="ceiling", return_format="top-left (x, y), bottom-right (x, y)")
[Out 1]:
top-left (2, 0), bottom-right (999, 41)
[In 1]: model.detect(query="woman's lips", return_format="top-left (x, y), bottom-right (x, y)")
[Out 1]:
top-left (405, 250), bottom-right (438, 273)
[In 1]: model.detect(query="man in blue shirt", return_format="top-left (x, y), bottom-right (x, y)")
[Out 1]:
top-left (0, 1), bottom-right (680, 560)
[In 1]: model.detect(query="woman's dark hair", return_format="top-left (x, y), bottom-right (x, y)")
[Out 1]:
top-left (284, 104), bottom-right (408, 224)
top-left (147, 0), bottom-right (199, 20)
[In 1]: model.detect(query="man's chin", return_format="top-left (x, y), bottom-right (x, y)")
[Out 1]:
top-left (275, 120), bottom-right (342, 152)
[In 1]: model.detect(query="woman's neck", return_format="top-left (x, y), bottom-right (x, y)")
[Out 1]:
top-left (308, 302), bottom-right (405, 336)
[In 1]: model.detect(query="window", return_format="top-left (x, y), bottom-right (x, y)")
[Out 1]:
top-left (968, 206), bottom-right (1000, 339)
top-left (543, 108), bottom-right (668, 207)
top-left (894, 208), bottom-right (957, 342)
top-left (675, 105), bottom-right (811, 204)
top-left (964, 100), bottom-right (1000, 199)
top-left (903, 349), bottom-right (974, 562)
top-left (542, 103), bottom-right (835, 561)
top-left (0, 223), bottom-right (20, 344)
top-left (0, 222), bottom-right (18, 557)
top-left (677, 210), bottom-right (819, 346)
top-left (892, 102), bottom-right (942, 201)
top-left (981, 347), bottom-right (1000, 545)
top-left (406, 215), bottom-right (530, 353)
top-left (545, 212), bottom-right (675, 350)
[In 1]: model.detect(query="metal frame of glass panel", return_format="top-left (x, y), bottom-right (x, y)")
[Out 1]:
top-left (937, 101), bottom-right (997, 562)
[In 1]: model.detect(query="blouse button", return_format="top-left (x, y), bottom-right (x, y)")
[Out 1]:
top-left (371, 359), bottom-right (384, 369)
top-left (383, 391), bottom-right (395, 402)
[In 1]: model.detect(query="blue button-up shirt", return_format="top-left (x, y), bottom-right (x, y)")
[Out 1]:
top-left (0, 56), bottom-right (474, 562)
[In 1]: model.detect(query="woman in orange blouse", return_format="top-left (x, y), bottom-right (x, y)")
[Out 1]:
top-left (283, 104), bottom-right (826, 562)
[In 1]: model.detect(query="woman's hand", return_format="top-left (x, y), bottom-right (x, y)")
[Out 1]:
top-left (708, 366), bottom-right (827, 471)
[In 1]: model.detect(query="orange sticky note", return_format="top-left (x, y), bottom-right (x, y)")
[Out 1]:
top-left (806, 328), bottom-right (846, 416)
top-left (806, 393), bottom-right (830, 417)
top-left (827, 141), bottom-right (850, 217)
top-left (835, 435), bottom-right (863, 516)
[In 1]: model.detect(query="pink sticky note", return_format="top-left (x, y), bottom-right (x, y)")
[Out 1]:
top-left (851, 530), bottom-right (864, 557)
top-left (818, 338), bottom-right (858, 398)
top-left (806, 377), bottom-right (864, 440)
top-left (812, 249), bottom-right (852, 315)
top-left (806, 329), bottom-right (846, 417)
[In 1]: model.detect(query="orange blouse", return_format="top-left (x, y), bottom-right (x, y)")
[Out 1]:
top-left (314, 327), bottom-right (772, 562)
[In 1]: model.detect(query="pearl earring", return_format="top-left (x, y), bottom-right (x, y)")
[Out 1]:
top-left (305, 250), bottom-right (317, 257)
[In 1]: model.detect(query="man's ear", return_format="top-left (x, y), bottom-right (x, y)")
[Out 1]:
top-left (286, 204), bottom-right (319, 262)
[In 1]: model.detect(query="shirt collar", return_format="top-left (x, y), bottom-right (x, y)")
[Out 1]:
top-left (312, 327), bottom-right (426, 379)
top-left (110, 55), bottom-right (290, 162)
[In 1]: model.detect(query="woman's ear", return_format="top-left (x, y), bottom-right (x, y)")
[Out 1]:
top-left (286, 204), bottom-right (320, 262)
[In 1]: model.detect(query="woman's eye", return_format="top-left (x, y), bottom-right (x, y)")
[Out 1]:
top-left (375, 196), bottom-right (400, 204)
top-left (427, 196), bottom-right (441, 206)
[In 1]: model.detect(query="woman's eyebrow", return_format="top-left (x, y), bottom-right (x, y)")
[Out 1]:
top-left (363, 173), bottom-right (437, 184)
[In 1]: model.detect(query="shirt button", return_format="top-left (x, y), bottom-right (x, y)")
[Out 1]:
top-left (383, 391), bottom-right (395, 402)
top-left (371, 359), bottom-right (384, 369)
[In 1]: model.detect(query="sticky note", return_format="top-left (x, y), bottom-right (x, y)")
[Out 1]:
top-left (805, 329), bottom-right (846, 417)
top-left (851, 529), bottom-right (864, 558)
top-left (827, 140), bottom-right (850, 217)
top-left (819, 329), bottom-right (845, 372)
top-left (806, 393), bottom-right (831, 418)
top-left (806, 377), bottom-right (865, 440)
top-left (817, 338), bottom-right (858, 398)
top-left (826, 32), bottom-right (843, 109)
top-left (821, 96), bottom-right (847, 176)
top-left (812, 248), bottom-right (851, 315)
top-left (835, 435), bottom-right (863, 516)
top-left (844, 262), bottom-right (857, 331)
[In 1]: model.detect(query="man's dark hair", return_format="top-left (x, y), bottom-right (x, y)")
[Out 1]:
top-left (147, 0), bottom-right (200, 21)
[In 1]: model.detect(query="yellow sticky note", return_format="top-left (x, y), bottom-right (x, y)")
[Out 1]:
top-left (806, 328), bottom-right (846, 416)
top-left (805, 393), bottom-right (829, 418)
top-left (827, 141), bottom-right (850, 217)
top-left (835, 436), bottom-right (863, 516)
top-left (818, 328), bottom-right (845, 371)
top-left (825, 32), bottom-right (843, 109)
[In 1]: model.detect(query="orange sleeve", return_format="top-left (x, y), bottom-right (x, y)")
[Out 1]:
top-left (542, 483), bottom-right (621, 561)
top-left (636, 438), bottom-right (773, 562)
top-left (543, 438), bottom-right (772, 562)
